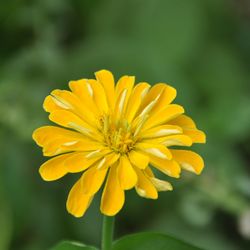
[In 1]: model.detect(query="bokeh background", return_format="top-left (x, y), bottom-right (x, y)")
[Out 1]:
top-left (1, 0), bottom-right (250, 249)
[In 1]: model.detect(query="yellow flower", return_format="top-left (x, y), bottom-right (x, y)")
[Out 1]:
top-left (32, 70), bottom-right (206, 217)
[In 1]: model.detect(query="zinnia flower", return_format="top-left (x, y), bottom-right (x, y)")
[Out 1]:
top-left (33, 70), bottom-right (206, 217)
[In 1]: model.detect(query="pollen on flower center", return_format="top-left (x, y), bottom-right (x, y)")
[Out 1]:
top-left (100, 115), bottom-right (135, 154)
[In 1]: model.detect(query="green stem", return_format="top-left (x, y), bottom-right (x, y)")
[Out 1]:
top-left (102, 215), bottom-right (115, 250)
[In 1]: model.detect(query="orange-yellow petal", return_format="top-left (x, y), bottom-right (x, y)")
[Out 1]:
top-left (170, 114), bottom-right (197, 128)
top-left (50, 89), bottom-right (98, 126)
top-left (80, 165), bottom-right (108, 195)
top-left (66, 177), bottom-right (93, 217)
top-left (170, 115), bottom-right (206, 143)
top-left (139, 83), bottom-right (176, 114)
top-left (144, 166), bottom-right (155, 177)
top-left (142, 104), bottom-right (184, 131)
top-left (117, 155), bottom-right (137, 190)
top-left (136, 143), bottom-right (172, 160)
top-left (141, 125), bottom-right (183, 139)
top-left (128, 150), bottom-right (149, 169)
top-left (43, 95), bottom-right (61, 113)
top-left (49, 110), bottom-right (102, 141)
top-left (33, 126), bottom-right (103, 156)
top-left (114, 75), bottom-right (135, 117)
top-left (88, 79), bottom-right (109, 114)
top-left (33, 126), bottom-right (83, 144)
top-left (182, 129), bottom-right (206, 143)
top-left (96, 152), bottom-right (120, 170)
top-left (148, 154), bottom-right (181, 178)
top-left (170, 149), bottom-right (204, 174)
top-left (95, 70), bottom-right (115, 109)
top-left (64, 152), bottom-right (102, 173)
top-left (39, 153), bottom-right (75, 181)
top-left (100, 165), bottom-right (125, 216)
top-left (125, 82), bottom-right (150, 123)
top-left (151, 134), bottom-right (193, 147)
top-left (134, 168), bottom-right (158, 199)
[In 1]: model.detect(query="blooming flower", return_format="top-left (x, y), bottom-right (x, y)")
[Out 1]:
top-left (32, 70), bottom-right (206, 217)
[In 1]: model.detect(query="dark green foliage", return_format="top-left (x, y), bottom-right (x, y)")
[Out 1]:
top-left (52, 241), bottom-right (98, 250)
top-left (112, 232), bottom-right (202, 250)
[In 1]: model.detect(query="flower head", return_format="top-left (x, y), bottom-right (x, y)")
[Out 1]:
top-left (33, 70), bottom-right (206, 217)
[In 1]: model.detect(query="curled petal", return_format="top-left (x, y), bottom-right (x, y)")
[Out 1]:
top-left (135, 168), bottom-right (158, 199)
top-left (136, 143), bottom-right (172, 160)
top-left (148, 154), bottom-right (181, 178)
top-left (170, 149), bottom-right (204, 174)
top-left (182, 129), bottom-right (206, 143)
top-left (150, 178), bottom-right (173, 191)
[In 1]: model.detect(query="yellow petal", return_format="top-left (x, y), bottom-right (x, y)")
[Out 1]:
top-left (43, 95), bottom-right (61, 113)
top-left (170, 114), bottom-right (197, 128)
top-left (95, 70), bottom-right (115, 109)
top-left (64, 152), bottom-right (101, 173)
top-left (41, 138), bottom-right (74, 156)
top-left (115, 76), bottom-right (134, 97)
top-left (150, 178), bottom-right (173, 191)
top-left (39, 153), bottom-right (75, 181)
top-left (128, 150), bottom-right (149, 169)
top-left (117, 155), bottom-right (137, 190)
top-left (125, 82), bottom-right (150, 123)
top-left (100, 165), bottom-right (125, 216)
top-left (170, 115), bottom-right (206, 143)
top-left (50, 89), bottom-right (98, 126)
top-left (85, 148), bottom-right (112, 159)
top-left (66, 177), bottom-right (93, 217)
top-left (134, 168), bottom-right (158, 199)
top-left (170, 149), bottom-right (204, 174)
top-left (49, 110), bottom-right (102, 140)
top-left (114, 89), bottom-right (128, 119)
top-left (183, 129), bottom-right (206, 143)
top-left (43, 138), bottom-right (102, 157)
top-left (97, 152), bottom-right (120, 170)
top-left (80, 165), bottom-right (108, 195)
top-left (139, 83), bottom-right (176, 115)
top-left (148, 154), bottom-right (181, 178)
top-left (33, 126), bottom-right (80, 147)
top-left (136, 143), bottom-right (172, 160)
top-left (141, 125), bottom-right (183, 139)
top-left (144, 166), bottom-right (154, 177)
top-left (33, 126), bottom-right (103, 156)
top-left (161, 134), bottom-right (193, 147)
top-left (114, 75), bottom-right (135, 116)
top-left (88, 79), bottom-right (109, 114)
top-left (69, 79), bottom-right (92, 100)
top-left (51, 89), bottom-right (79, 109)
top-left (142, 104), bottom-right (184, 131)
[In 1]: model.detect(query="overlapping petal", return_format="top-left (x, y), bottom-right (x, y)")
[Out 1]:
top-left (33, 69), bottom-right (206, 218)
top-left (100, 165), bottom-right (125, 216)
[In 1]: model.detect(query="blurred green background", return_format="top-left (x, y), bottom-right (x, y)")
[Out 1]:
top-left (1, 0), bottom-right (250, 249)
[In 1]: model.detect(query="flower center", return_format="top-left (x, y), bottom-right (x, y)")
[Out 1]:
top-left (100, 115), bottom-right (135, 154)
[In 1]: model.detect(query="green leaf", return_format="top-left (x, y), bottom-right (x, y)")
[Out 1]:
top-left (112, 232), bottom-right (202, 250)
top-left (51, 241), bottom-right (98, 250)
